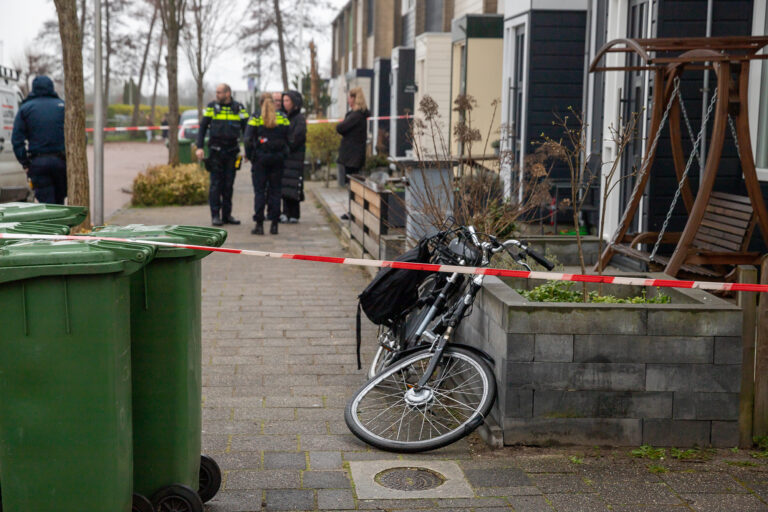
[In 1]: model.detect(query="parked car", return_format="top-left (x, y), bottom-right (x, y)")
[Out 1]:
top-left (0, 66), bottom-right (31, 202)
top-left (178, 109), bottom-right (200, 142)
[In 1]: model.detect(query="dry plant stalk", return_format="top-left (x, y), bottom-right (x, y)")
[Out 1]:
top-left (401, 94), bottom-right (554, 242)
top-left (598, 111), bottom-right (641, 274)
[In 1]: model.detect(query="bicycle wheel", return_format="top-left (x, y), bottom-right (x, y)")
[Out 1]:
top-left (346, 346), bottom-right (496, 452)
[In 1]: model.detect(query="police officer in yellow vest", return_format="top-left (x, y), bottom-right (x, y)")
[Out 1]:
top-left (196, 83), bottom-right (248, 226)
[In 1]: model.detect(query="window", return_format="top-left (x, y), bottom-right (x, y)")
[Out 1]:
top-left (425, 0), bottom-right (444, 32)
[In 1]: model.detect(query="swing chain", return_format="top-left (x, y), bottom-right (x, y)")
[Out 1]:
top-left (728, 114), bottom-right (741, 159)
top-left (649, 81), bottom-right (719, 263)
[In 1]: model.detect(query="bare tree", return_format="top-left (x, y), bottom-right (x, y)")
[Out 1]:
top-left (13, 47), bottom-right (54, 96)
top-left (149, 31), bottom-right (166, 124)
top-left (241, 0), bottom-right (333, 91)
top-left (183, 0), bottom-right (237, 116)
top-left (159, 0), bottom-right (187, 165)
top-left (53, 0), bottom-right (90, 229)
top-left (131, 0), bottom-right (159, 129)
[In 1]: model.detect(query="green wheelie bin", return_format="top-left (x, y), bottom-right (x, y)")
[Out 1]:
top-left (0, 203), bottom-right (87, 227)
top-left (89, 225), bottom-right (227, 511)
top-left (0, 239), bottom-right (156, 512)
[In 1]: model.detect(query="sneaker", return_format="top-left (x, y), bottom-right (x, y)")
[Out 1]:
top-left (270, 221), bottom-right (279, 235)
top-left (288, 217), bottom-right (299, 224)
top-left (279, 214), bottom-right (288, 223)
top-left (251, 222), bottom-right (264, 235)
top-left (212, 217), bottom-right (223, 226)
top-left (224, 216), bottom-right (241, 225)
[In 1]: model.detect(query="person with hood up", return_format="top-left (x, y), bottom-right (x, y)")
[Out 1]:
top-left (245, 93), bottom-right (291, 235)
top-left (335, 87), bottom-right (370, 186)
top-left (11, 76), bottom-right (67, 204)
top-left (280, 90), bottom-right (306, 223)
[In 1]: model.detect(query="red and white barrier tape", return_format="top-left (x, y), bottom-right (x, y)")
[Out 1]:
top-left (0, 232), bottom-right (766, 293)
top-left (85, 115), bottom-right (412, 133)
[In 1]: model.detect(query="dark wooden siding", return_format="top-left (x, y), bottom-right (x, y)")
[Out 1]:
top-left (525, 10), bottom-right (587, 182)
top-left (649, 0), bottom-right (762, 251)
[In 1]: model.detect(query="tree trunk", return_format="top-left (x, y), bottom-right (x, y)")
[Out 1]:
top-left (53, 0), bottom-right (91, 229)
top-left (78, 0), bottom-right (87, 47)
top-left (131, 4), bottom-right (158, 129)
top-left (150, 31), bottom-right (164, 124)
top-left (309, 40), bottom-right (320, 116)
top-left (166, 14), bottom-right (181, 165)
top-left (194, 5), bottom-right (204, 117)
top-left (273, 0), bottom-right (289, 91)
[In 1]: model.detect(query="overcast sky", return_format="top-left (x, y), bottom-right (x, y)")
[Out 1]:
top-left (0, 0), bottom-right (345, 95)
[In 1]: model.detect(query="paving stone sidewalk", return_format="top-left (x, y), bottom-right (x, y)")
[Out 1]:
top-left (109, 174), bottom-right (768, 511)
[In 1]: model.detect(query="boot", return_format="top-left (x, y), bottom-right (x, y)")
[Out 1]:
top-left (251, 222), bottom-right (264, 235)
top-left (270, 221), bottom-right (279, 235)
top-left (224, 216), bottom-right (241, 225)
top-left (212, 216), bottom-right (223, 226)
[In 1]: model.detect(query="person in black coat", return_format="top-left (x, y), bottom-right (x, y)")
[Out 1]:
top-left (11, 76), bottom-right (66, 204)
top-left (245, 93), bottom-right (291, 235)
top-left (335, 87), bottom-right (370, 186)
top-left (280, 90), bottom-right (306, 223)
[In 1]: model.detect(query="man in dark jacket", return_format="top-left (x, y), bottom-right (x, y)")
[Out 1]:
top-left (280, 91), bottom-right (306, 223)
top-left (11, 76), bottom-right (66, 204)
top-left (196, 83), bottom-right (248, 226)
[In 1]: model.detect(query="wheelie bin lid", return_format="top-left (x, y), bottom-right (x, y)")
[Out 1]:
top-left (0, 222), bottom-right (71, 236)
top-left (90, 224), bottom-right (228, 259)
top-left (0, 240), bottom-right (156, 284)
top-left (0, 203), bottom-right (88, 227)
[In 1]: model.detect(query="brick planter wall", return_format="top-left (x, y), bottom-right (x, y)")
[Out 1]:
top-left (455, 275), bottom-right (743, 447)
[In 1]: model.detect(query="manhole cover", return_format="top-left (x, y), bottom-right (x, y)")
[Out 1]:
top-left (374, 467), bottom-right (446, 491)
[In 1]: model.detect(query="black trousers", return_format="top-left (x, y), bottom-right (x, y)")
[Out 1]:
top-left (29, 155), bottom-right (67, 204)
top-left (206, 149), bottom-right (238, 219)
top-left (283, 197), bottom-right (300, 219)
top-left (252, 156), bottom-right (283, 223)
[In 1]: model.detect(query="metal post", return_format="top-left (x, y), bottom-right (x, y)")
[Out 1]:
top-left (93, 0), bottom-right (104, 226)
top-left (699, 0), bottom-right (714, 186)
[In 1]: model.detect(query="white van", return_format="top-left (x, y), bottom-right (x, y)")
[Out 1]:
top-left (0, 66), bottom-right (32, 202)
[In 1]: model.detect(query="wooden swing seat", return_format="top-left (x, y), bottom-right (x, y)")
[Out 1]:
top-left (610, 192), bottom-right (761, 278)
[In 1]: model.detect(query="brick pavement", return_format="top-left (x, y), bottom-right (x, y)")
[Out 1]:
top-left (109, 174), bottom-right (768, 511)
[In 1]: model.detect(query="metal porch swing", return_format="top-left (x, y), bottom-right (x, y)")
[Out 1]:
top-left (590, 36), bottom-right (768, 278)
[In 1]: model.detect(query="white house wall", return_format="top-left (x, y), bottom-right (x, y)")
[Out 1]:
top-left (414, 32), bottom-right (453, 157)
top-left (597, 0), bottom-right (630, 242)
top-left (454, 0), bottom-right (485, 18)
top-left (503, 0), bottom-right (588, 18)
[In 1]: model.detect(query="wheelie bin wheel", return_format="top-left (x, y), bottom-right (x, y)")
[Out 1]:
top-left (132, 493), bottom-right (153, 512)
top-left (198, 454), bottom-right (222, 503)
top-left (151, 484), bottom-right (203, 512)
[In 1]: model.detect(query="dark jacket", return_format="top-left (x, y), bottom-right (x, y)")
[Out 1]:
top-left (282, 91), bottom-right (307, 201)
top-left (11, 76), bottom-right (65, 167)
top-left (196, 100), bottom-right (248, 151)
top-left (244, 112), bottom-right (291, 163)
top-left (336, 108), bottom-right (369, 170)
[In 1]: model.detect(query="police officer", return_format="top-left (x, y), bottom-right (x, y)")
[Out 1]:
top-left (196, 83), bottom-right (248, 226)
top-left (11, 76), bottom-right (67, 204)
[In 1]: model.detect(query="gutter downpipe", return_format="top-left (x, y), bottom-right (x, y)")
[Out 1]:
top-left (700, 0), bottom-right (714, 186)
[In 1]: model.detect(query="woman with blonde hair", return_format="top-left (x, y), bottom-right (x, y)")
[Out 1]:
top-left (245, 93), bottom-right (291, 235)
top-left (335, 87), bottom-right (370, 186)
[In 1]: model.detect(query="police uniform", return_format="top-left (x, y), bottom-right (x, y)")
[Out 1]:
top-left (244, 111), bottom-right (290, 234)
top-left (197, 100), bottom-right (248, 224)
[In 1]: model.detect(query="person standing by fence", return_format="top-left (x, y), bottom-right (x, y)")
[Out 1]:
top-left (245, 93), bottom-right (291, 236)
top-left (335, 87), bottom-right (369, 186)
top-left (280, 90), bottom-right (306, 223)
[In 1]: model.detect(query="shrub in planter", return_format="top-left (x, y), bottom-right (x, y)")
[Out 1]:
top-left (132, 163), bottom-right (209, 206)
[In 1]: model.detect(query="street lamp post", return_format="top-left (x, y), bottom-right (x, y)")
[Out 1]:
top-left (93, 0), bottom-right (104, 226)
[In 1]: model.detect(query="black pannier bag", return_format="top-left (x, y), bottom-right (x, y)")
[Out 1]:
top-left (355, 239), bottom-right (434, 369)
